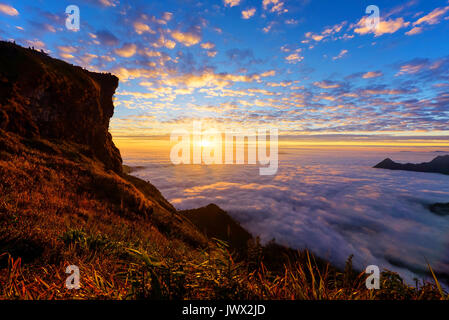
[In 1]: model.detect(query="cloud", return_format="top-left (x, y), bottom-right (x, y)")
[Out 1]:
top-left (0, 3), bottom-right (18, 16)
top-left (133, 21), bottom-right (156, 35)
top-left (285, 19), bottom-right (298, 25)
top-left (263, 21), bottom-right (275, 33)
top-left (396, 59), bottom-right (428, 76)
top-left (171, 30), bottom-right (201, 46)
top-left (130, 149), bottom-right (449, 285)
top-left (162, 12), bottom-right (173, 21)
top-left (332, 49), bottom-right (348, 60)
top-left (57, 46), bottom-right (77, 59)
top-left (413, 6), bottom-right (449, 26)
top-left (160, 69), bottom-right (272, 89)
top-left (85, 0), bottom-right (118, 7)
top-left (242, 8), bottom-right (256, 19)
top-left (261, 70), bottom-right (276, 77)
top-left (305, 21), bottom-right (347, 42)
top-left (313, 81), bottom-right (340, 89)
top-left (262, 0), bottom-right (287, 14)
top-left (28, 21), bottom-right (57, 34)
top-left (78, 53), bottom-right (98, 66)
top-left (24, 39), bottom-right (45, 50)
top-left (201, 42), bottom-right (215, 50)
top-left (95, 30), bottom-right (119, 46)
top-left (207, 51), bottom-right (218, 57)
top-left (362, 71), bottom-right (383, 79)
top-left (354, 17), bottom-right (410, 36)
top-left (115, 43), bottom-right (137, 57)
top-left (223, 0), bottom-right (241, 7)
top-left (405, 26), bottom-right (423, 35)
top-left (285, 53), bottom-right (304, 64)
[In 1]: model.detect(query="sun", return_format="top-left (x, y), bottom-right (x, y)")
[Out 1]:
top-left (201, 139), bottom-right (212, 148)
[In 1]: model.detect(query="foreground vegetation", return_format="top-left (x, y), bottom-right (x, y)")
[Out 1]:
top-left (0, 131), bottom-right (447, 300)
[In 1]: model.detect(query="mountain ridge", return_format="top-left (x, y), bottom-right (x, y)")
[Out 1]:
top-left (374, 155), bottom-right (449, 175)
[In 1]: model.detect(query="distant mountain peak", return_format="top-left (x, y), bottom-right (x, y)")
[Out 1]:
top-left (374, 155), bottom-right (449, 175)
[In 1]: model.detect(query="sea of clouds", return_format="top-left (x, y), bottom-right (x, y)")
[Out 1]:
top-left (123, 145), bottom-right (449, 284)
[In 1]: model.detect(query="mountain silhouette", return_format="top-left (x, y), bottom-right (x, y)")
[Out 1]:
top-left (374, 155), bottom-right (449, 175)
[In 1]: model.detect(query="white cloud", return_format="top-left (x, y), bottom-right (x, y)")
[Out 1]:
top-left (332, 49), bottom-right (348, 60)
top-left (262, 0), bottom-right (287, 14)
top-left (130, 150), bottom-right (449, 285)
top-left (362, 71), bottom-right (383, 79)
top-left (413, 6), bottom-right (449, 26)
top-left (285, 53), bottom-right (304, 64)
top-left (0, 3), bottom-right (18, 16)
top-left (405, 26), bottom-right (422, 35)
top-left (242, 8), bottom-right (256, 19)
top-left (115, 43), bottom-right (137, 58)
top-left (223, 0), bottom-right (241, 7)
top-left (171, 30), bottom-right (201, 46)
top-left (133, 21), bottom-right (156, 35)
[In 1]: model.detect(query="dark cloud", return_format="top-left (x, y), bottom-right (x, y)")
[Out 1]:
top-left (96, 29), bottom-right (119, 46)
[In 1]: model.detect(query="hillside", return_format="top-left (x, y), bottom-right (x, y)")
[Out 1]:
top-left (0, 41), bottom-right (444, 300)
top-left (180, 204), bottom-right (252, 254)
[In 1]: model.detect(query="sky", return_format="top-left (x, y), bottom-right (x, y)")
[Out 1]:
top-left (1, 0), bottom-right (449, 145)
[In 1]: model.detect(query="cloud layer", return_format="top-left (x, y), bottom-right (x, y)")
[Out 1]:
top-left (126, 146), bottom-right (449, 284)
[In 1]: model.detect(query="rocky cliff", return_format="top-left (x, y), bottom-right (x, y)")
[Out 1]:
top-left (0, 41), bottom-right (121, 172)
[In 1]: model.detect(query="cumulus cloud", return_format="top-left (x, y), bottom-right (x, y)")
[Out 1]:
top-left (285, 53), bottom-right (303, 64)
top-left (58, 46), bottom-right (77, 59)
top-left (223, 0), bottom-right (241, 8)
top-left (201, 42), bottom-right (215, 50)
top-left (0, 3), bottom-right (18, 16)
top-left (114, 43), bottom-right (137, 58)
top-left (171, 30), bottom-right (201, 46)
top-left (262, 0), bottom-right (287, 14)
top-left (305, 21), bottom-right (347, 42)
top-left (133, 21), bottom-right (156, 35)
top-left (242, 8), bottom-right (256, 19)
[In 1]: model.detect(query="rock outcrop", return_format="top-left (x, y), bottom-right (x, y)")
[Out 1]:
top-left (374, 155), bottom-right (449, 175)
top-left (0, 41), bottom-right (122, 172)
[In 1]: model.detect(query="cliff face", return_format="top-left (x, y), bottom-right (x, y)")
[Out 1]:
top-left (0, 41), bottom-right (121, 172)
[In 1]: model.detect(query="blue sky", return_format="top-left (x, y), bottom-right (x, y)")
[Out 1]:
top-left (1, 0), bottom-right (449, 143)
